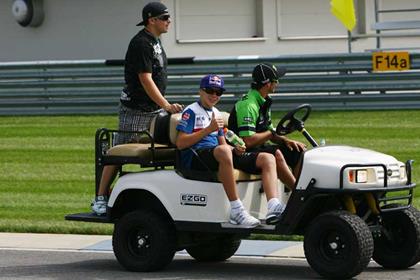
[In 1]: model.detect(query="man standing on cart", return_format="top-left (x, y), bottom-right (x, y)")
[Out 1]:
top-left (92, 2), bottom-right (183, 215)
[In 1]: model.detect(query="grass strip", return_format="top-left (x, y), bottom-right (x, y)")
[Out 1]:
top-left (0, 110), bottom-right (419, 235)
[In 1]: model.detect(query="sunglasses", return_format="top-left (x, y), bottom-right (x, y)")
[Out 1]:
top-left (156, 14), bottom-right (170, 21)
top-left (203, 88), bottom-right (223, 97)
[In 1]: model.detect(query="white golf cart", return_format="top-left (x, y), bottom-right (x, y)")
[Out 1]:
top-left (66, 104), bottom-right (420, 279)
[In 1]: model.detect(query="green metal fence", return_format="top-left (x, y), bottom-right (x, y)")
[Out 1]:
top-left (1, 52), bottom-right (420, 115)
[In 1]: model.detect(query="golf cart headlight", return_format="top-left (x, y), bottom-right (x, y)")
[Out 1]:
top-left (399, 165), bottom-right (406, 179)
top-left (356, 170), bottom-right (368, 183)
top-left (348, 169), bottom-right (368, 183)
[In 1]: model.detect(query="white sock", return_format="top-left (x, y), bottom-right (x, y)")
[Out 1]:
top-left (230, 199), bottom-right (244, 215)
top-left (267, 198), bottom-right (281, 212)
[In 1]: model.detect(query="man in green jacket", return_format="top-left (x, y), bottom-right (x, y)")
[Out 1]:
top-left (228, 63), bottom-right (306, 191)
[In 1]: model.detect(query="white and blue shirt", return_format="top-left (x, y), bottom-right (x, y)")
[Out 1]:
top-left (176, 101), bottom-right (224, 168)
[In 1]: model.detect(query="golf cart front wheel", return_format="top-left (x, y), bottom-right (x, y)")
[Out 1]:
top-left (373, 205), bottom-right (420, 269)
top-left (304, 211), bottom-right (373, 279)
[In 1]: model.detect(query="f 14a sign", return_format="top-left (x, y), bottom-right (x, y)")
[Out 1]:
top-left (372, 51), bottom-right (410, 72)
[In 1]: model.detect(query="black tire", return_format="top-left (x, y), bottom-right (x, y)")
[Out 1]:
top-left (186, 235), bottom-right (241, 262)
top-left (304, 211), bottom-right (373, 279)
top-left (373, 206), bottom-right (420, 269)
top-left (112, 210), bottom-right (176, 272)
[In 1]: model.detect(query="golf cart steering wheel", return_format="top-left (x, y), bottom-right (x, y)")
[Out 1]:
top-left (276, 104), bottom-right (312, 135)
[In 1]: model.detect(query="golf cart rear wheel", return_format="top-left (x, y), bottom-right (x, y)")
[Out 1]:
top-left (186, 235), bottom-right (241, 262)
top-left (304, 211), bottom-right (373, 279)
top-left (112, 210), bottom-right (176, 272)
top-left (373, 205), bottom-right (420, 269)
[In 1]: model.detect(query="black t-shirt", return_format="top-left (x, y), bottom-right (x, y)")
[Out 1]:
top-left (121, 29), bottom-right (167, 111)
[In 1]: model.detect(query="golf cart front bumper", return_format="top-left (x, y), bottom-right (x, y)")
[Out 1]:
top-left (305, 160), bottom-right (416, 213)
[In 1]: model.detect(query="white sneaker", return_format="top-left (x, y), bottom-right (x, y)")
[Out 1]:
top-left (266, 203), bottom-right (285, 225)
top-left (91, 196), bottom-right (107, 216)
top-left (229, 209), bottom-right (261, 228)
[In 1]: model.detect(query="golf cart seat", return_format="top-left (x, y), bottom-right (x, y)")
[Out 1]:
top-left (106, 143), bottom-right (174, 160)
top-left (96, 111), bottom-right (176, 168)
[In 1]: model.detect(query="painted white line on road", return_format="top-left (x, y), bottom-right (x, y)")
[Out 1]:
top-left (231, 255), bottom-right (307, 261)
top-left (0, 247), bottom-right (306, 260)
top-left (0, 247), bottom-right (114, 254)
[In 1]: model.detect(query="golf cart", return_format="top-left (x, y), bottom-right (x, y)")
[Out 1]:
top-left (66, 104), bottom-right (420, 279)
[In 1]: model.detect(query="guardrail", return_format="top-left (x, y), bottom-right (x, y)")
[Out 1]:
top-left (1, 52), bottom-right (420, 115)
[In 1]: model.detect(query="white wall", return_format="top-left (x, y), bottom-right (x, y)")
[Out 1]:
top-left (0, 0), bottom-right (149, 61)
top-left (0, 0), bottom-right (419, 62)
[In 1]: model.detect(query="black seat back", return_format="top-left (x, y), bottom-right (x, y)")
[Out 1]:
top-left (149, 111), bottom-right (172, 145)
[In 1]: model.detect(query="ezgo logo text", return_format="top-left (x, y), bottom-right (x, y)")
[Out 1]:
top-left (180, 193), bottom-right (207, 206)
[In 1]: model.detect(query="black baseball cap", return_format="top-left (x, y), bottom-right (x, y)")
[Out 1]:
top-left (252, 63), bottom-right (286, 85)
top-left (136, 2), bottom-right (169, 26)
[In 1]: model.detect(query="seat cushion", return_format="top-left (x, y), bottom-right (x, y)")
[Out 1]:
top-left (107, 143), bottom-right (175, 161)
top-left (177, 167), bottom-right (261, 182)
top-left (233, 169), bottom-right (261, 181)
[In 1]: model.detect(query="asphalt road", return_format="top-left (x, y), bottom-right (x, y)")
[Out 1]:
top-left (0, 249), bottom-right (419, 280)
